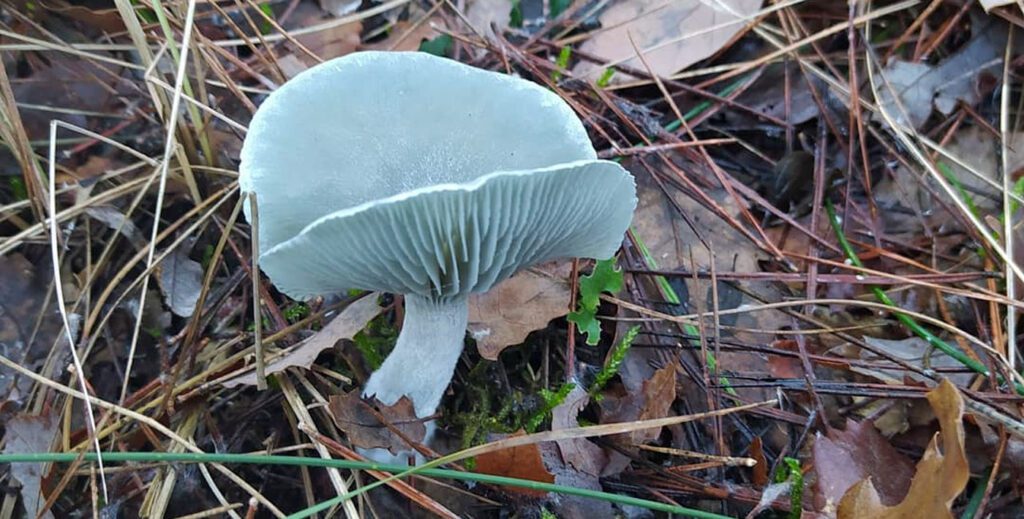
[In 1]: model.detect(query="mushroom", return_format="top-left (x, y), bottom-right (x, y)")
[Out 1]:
top-left (240, 51), bottom-right (636, 420)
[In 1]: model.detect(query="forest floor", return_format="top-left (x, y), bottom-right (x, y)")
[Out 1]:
top-left (1, 0), bottom-right (1024, 518)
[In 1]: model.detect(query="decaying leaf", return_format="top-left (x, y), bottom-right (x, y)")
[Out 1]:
top-left (2, 410), bottom-right (59, 519)
top-left (475, 430), bottom-right (555, 496)
top-left (575, 0), bottom-right (764, 79)
top-left (837, 379), bottom-right (968, 519)
top-left (468, 263), bottom-right (571, 360)
top-left (876, 15), bottom-right (1008, 128)
top-left (221, 295), bottom-right (383, 387)
top-left (465, 0), bottom-right (512, 36)
top-left (551, 385), bottom-right (609, 476)
top-left (876, 126), bottom-right (1022, 226)
top-left (631, 363), bottom-right (677, 443)
top-left (289, 1), bottom-right (363, 64)
top-left (856, 336), bottom-right (975, 387)
top-left (631, 166), bottom-right (780, 398)
top-left (329, 392), bottom-right (426, 454)
top-left (158, 239), bottom-right (204, 317)
top-left (84, 206), bottom-right (146, 251)
top-left (811, 419), bottom-right (915, 515)
top-left (0, 254), bottom-right (70, 400)
top-left (367, 14), bottom-right (445, 52)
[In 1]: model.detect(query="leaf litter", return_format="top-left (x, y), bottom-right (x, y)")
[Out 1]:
top-left (3, 1), bottom-right (1024, 518)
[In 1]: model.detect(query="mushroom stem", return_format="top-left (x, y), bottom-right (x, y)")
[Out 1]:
top-left (362, 294), bottom-right (469, 418)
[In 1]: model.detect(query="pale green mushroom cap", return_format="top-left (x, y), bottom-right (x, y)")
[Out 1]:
top-left (240, 51), bottom-right (636, 302)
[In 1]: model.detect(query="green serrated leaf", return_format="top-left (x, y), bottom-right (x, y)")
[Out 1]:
top-left (419, 34), bottom-right (453, 57)
top-left (578, 259), bottom-right (623, 311)
top-left (567, 258), bottom-right (624, 345)
top-left (567, 308), bottom-right (601, 345)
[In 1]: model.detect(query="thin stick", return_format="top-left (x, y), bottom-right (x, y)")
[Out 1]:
top-left (1000, 29), bottom-right (1017, 370)
top-left (47, 120), bottom-right (109, 502)
top-left (249, 192), bottom-right (267, 390)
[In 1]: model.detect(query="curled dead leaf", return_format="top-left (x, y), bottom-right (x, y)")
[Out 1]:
top-left (575, 0), bottom-right (764, 79)
top-left (329, 392), bottom-right (426, 454)
top-left (468, 263), bottom-right (572, 360)
top-left (220, 295), bottom-right (383, 388)
top-left (837, 379), bottom-right (968, 519)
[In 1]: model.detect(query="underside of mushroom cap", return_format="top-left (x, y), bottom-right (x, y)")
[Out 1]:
top-left (240, 51), bottom-right (598, 252)
top-left (260, 159), bottom-right (636, 301)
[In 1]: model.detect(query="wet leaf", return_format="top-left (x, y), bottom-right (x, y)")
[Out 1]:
top-left (856, 336), bottom-right (974, 387)
top-left (811, 419), bottom-right (915, 515)
top-left (0, 254), bottom-right (68, 400)
top-left (837, 380), bottom-right (968, 519)
top-left (84, 206), bottom-right (146, 251)
top-left (329, 392), bottom-right (426, 454)
top-left (468, 263), bottom-right (571, 360)
top-left (575, 0), bottom-right (764, 79)
top-left (2, 410), bottom-right (59, 519)
top-left (876, 16), bottom-right (1008, 128)
top-left (551, 385), bottom-right (608, 476)
top-left (631, 363), bottom-right (676, 443)
top-left (221, 295), bottom-right (383, 387)
top-left (289, 2), bottom-right (362, 64)
top-left (475, 430), bottom-right (555, 497)
top-left (466, 0), bottom-right (512, 36)
top-left (158, 239), bottom-right (204, 317)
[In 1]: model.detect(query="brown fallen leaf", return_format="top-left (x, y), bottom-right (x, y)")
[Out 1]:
top-left (837, 379), bottom-right (968, 519)
top-left (288, 1), bottom-right (362, 64)
top-left (465, 0), bottom-right (511, 36)
top-left (475, 430), bottom-right (555, 497)
top-left (875, 14), bottom-right (1010, 129)
top-left (811, 419), bottom-right (916, 515)
top-left (0, 254), bottom-right (68, 400)
top-left (468, 262), bottom-right (572, 360)
top-left (221, 295), bottom-right (383, 388)
top-left (2, 410), bottom-right (59, 519)
top-left (328, 392), bottom-right (426, 454)
top-left (575, 0), bottom-right (763, 79)
top-left (552, 385), bottom-right (609, 476)
top-left (632, 363), bottom-right (677, 444)
top-left (366, 19), bottom-right (442, 52)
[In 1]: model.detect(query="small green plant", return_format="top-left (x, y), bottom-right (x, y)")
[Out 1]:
top-left (773, 456), bottom-right (803, 519)
top-left (352, 311), bottom-right (398, 371)
top-left (550, 47), bottom-right (572, 82)
top-left (596, 68), bottom-right (616, 88)
top-left (568, 258), bottom-right (624, 345)
top-left (257, 3), bottom-right (275, 35)
top-left (540, 506), bottom-right (558, 519)
top-left (283, 302), bottom-right (310, 323)
top-left (549, 0), bottom-right (571, 18)
top-left (588, 325), bottom-right (639, 400)
top-left (8, 177), bottom-right (27, 201)
top-left (419, 34), bottom-right (453, 57)
top-left (509, 0), bottom-right (523, 28)
top-left (524, 382), bottom-right (574, 432)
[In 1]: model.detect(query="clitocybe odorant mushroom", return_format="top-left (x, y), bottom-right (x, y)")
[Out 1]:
top-left (240, 51), bottom-right (636, 420)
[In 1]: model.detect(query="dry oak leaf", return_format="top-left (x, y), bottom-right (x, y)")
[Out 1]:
top-left (475, 430), bottom-right (555, 497)
top-left (576, 0), bottom-right (763, 79)
top-left (468, 263), bottom-right (572, 360)
top-left (811, 419), bottom-right (915, 515)
top-left (221, 294), bottom-right (383, 388)
top-left (329, 392), bottom-right (426, 454)
top-left (837, 379), bottom-right (968, 519)
top-left (632, 363), bottom-right (677, 443)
